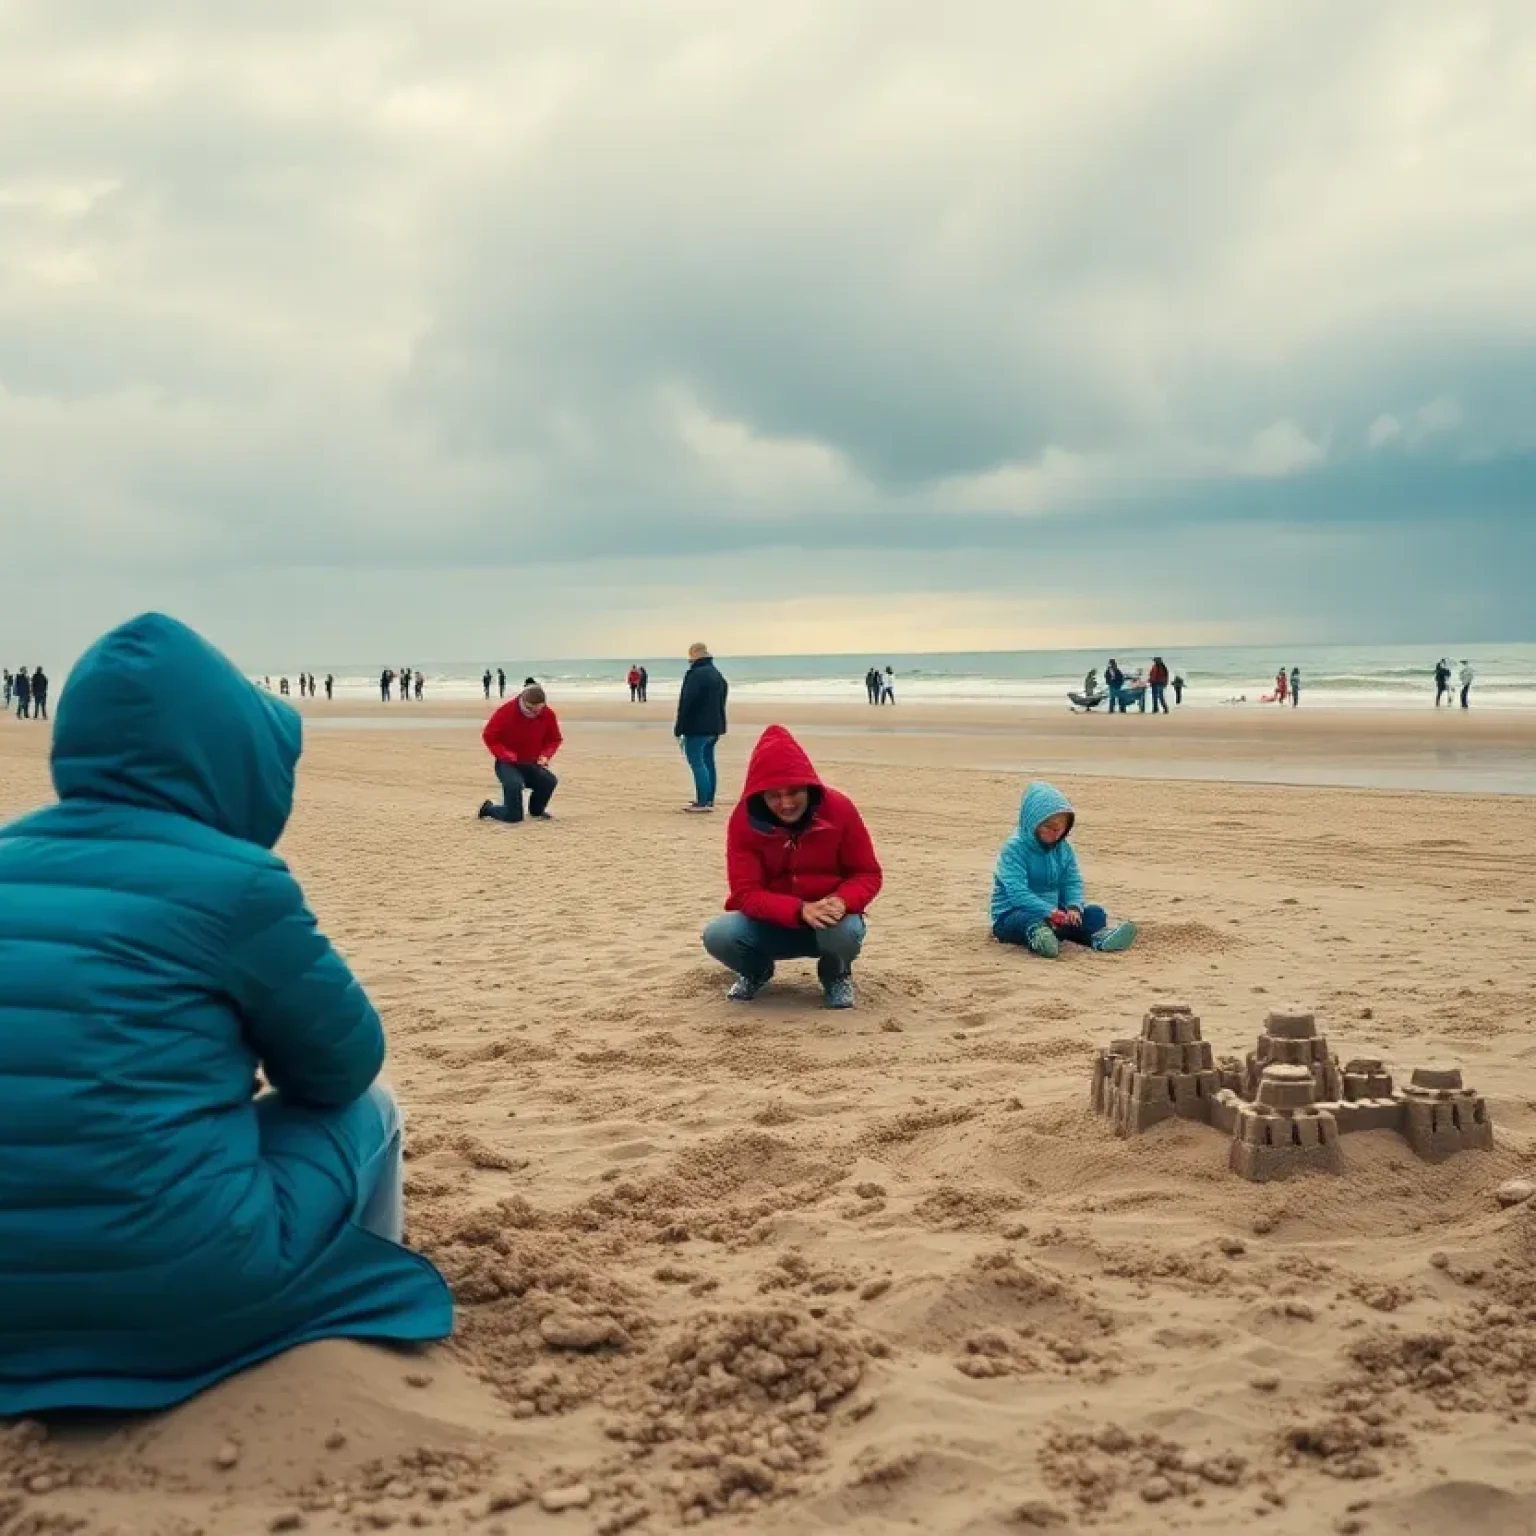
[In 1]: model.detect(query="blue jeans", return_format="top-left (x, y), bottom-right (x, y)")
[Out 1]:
top-left (1150, 684), bottom-right (1168, 713)
top-left (993, 904), bottom-right (1107, 949)
top-left (1106, 687), bottom-right (1123, 714)
top-left (257, 1082), bottom-right (405, 1244)
top-left (682, 735), bottom-right (719, 806)
top-left (703, 911), bottom-right (866, 983)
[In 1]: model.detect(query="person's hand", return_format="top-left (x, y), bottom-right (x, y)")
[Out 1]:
top-left (1065, 907), bottom-right (1082, 927)
top-left (801, 898), bottom-right (840, 929)
top-left (1049, 909), bottom-right (1068, 927)
top-left (536, 756), bottom-right (549, 767)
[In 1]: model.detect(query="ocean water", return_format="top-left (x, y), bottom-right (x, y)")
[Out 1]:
top-left (258, 642), bottom-right (1536, 711)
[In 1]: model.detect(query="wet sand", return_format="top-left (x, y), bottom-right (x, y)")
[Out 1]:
top-left (3, 708), bottom-right (1536, 1535)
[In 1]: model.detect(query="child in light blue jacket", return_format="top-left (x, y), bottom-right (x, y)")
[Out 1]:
top-left (991, 781), bottom-right (1137, 958)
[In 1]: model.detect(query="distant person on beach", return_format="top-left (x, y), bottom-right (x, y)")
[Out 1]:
top-left (880, 666), bottom-right (896, 705)
top-left (1460, 660), bottom-right (1474, 709)
top-left (279, 677), bottom-right (290, 697)
top-left (495, 668), bottom-right (505, 698)
top-left (1274, 668), bottom-right (1288, 705)
top-left (1290, 666), bottom-right (1301, 707)
top-left (1104, 659), bottom-right (1125, 714)
top-left (14, 668), bottom-right (31, 719)
top-left (1434, 658), bottom-right (1452, 707)
top-left (483, 669), bottom-right (492, 700)
top-left (702, 725), bottom-right (882, 1011)
top-left (478, 684), bottom-right (563, 824)
top-left (29, 668), bottom-right (48, 722)
top-left (400, 666), bottom-right (412, 703)
top-left (413, 671), bottom-right (424, 701)
top-left (865, 667), bottom-right (880, 706)
top-left (380, 669), bottom-right (393, 703)
top-left (638, 666), bottom-right (649, 703)
top-left (0, 613), bottom-right (452, 1415)
top-left (628, 665), bottom-right (642, 703)
top-left (1148, 657), bottom-right (1170, 714)
top-left (991, 782), bottom-right (1137, 959)
top-left (2, 670), bottom-right (11, 709)
top-left (324, 673), bottom-right (334, 700)
top-left (675, 642), bottom-right (729, 812)
top-left (1173, 673), bottom-right (1185, 705)
top-left (1083, 668), bottom-right (1098, 697)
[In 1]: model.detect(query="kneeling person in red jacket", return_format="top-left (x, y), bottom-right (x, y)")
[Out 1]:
top-left (703, 725), bottom-right (882, 1010)
top-left (479, 685), bottom-right (562, 823)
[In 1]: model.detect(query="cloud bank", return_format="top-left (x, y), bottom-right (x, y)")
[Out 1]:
top-left (2, 0), bottom-right (1533, 663)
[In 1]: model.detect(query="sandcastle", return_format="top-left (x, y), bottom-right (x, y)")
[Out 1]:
top-left (1090, 1002), bottom-right (1492, 1182)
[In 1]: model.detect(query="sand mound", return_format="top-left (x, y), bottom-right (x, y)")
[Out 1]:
top-left (603, 1305), bottom-right (882, 1524)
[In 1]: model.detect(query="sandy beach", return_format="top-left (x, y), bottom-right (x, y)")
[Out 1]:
top-left (4, 701), bottom-right (1536, 1535)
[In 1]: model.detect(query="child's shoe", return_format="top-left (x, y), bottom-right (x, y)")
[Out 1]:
top-left (1092, 919), bottom-right (1138, 953)
top-left (1026, 923), bottom-right (1060, 958)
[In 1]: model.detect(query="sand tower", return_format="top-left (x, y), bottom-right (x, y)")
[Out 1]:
top-left (1091, 1002), bottom-right (1225, 1136)
top-left (1227, 1063), bottom-right (1344, 1182)
top-left (1400, 1065), bottom-right (1493, 1161)
top-left (1243, 1009), bottom-right (1342, 1102)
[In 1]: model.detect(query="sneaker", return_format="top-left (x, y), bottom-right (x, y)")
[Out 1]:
top-left (683, 803), bottom-right (715, 814)
top-left (822, 975), bottom-right (856, 1010)
top-left (727, 971), bottom-right (771, 1002)
top-left (1026, 923), bottom-right (1060, 959)
top-left (1092, 919), bottom-right (1138, 953)
top-left (477, 801), bottom-right (494, 820)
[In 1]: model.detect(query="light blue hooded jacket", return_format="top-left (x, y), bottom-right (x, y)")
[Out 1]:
top-left (0, 613), bottom-right (452, 1412)
top-left (990, 781), bottom-right (1086, 925)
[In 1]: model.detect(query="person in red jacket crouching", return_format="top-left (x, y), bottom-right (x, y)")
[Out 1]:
top-left (478, 684), bottom-right (563, 824)
top-left (702, 725), bottom-right (882, 1010)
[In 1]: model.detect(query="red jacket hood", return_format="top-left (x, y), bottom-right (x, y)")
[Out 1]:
top-left (740, 725), bottom-right (823, 801)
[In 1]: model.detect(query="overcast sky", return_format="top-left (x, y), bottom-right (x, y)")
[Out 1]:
top-left (3, 0), bottom-right (1534, 668)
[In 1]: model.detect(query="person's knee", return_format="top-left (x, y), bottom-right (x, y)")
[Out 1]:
top-left (702, 913), bottom-right (751, 963)
top-left (818, 915), bottom-right (866, 962)
top-left (361, 1081), bottom-right (404, 1143)
top-left (1080, 903), bottom-right (1107, 930)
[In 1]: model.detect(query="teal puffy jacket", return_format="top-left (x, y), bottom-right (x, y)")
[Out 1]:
top-left (0, 614), bottom-right (452, 1412)
top-left (989, 781), bottom-right (1086, 925)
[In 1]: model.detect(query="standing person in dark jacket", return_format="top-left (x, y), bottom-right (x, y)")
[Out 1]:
top-left (478, 685), bottom-right (563, 824)
top-left (30, 669), bottom-right (48, 722)
top-left (1148, 657), bottom-right (1170, 714)
top-left (14, 668), bottom-right (31, 719)
top-left (1172, 673), bottom-right (1185, 705)
top-left (482, 669), bottom-right (492, 700)
top-left (497, 668), bottom-right (506, 699)
top-left (324, 674), bottom-right (334, 701)
top-left (638, 666), bottom-right (649, 703)
top-left (1104, 659), bottom-right (1125, 715)
top-left (675, 643), bottom-right (729, 813)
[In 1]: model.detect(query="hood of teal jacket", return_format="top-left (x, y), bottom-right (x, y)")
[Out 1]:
top-left (1019, 780), bottom-right (1075, 843)
top-left (50, 613), bottom-right (300, 850)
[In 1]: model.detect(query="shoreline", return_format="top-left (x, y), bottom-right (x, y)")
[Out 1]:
top-left (295, 698), bottom-right (1536, 797)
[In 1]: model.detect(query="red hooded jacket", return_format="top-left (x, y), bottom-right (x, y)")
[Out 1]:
top-left (482, 700), bottom-right (563, 765)
top-left (724, 725), bottom-right (883, 928)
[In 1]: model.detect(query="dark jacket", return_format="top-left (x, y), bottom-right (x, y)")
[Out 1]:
top-left (674, 655), bottom-right (728, 739)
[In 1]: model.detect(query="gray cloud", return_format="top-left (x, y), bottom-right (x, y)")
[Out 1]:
top-left (2, 0), bottom-right (1534, 659)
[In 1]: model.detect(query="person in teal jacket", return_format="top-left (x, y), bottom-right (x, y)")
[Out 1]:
top-left (0, 613), bottom-right (453, 1413)
top-left (990, 781), bottom-right (1138, 958)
